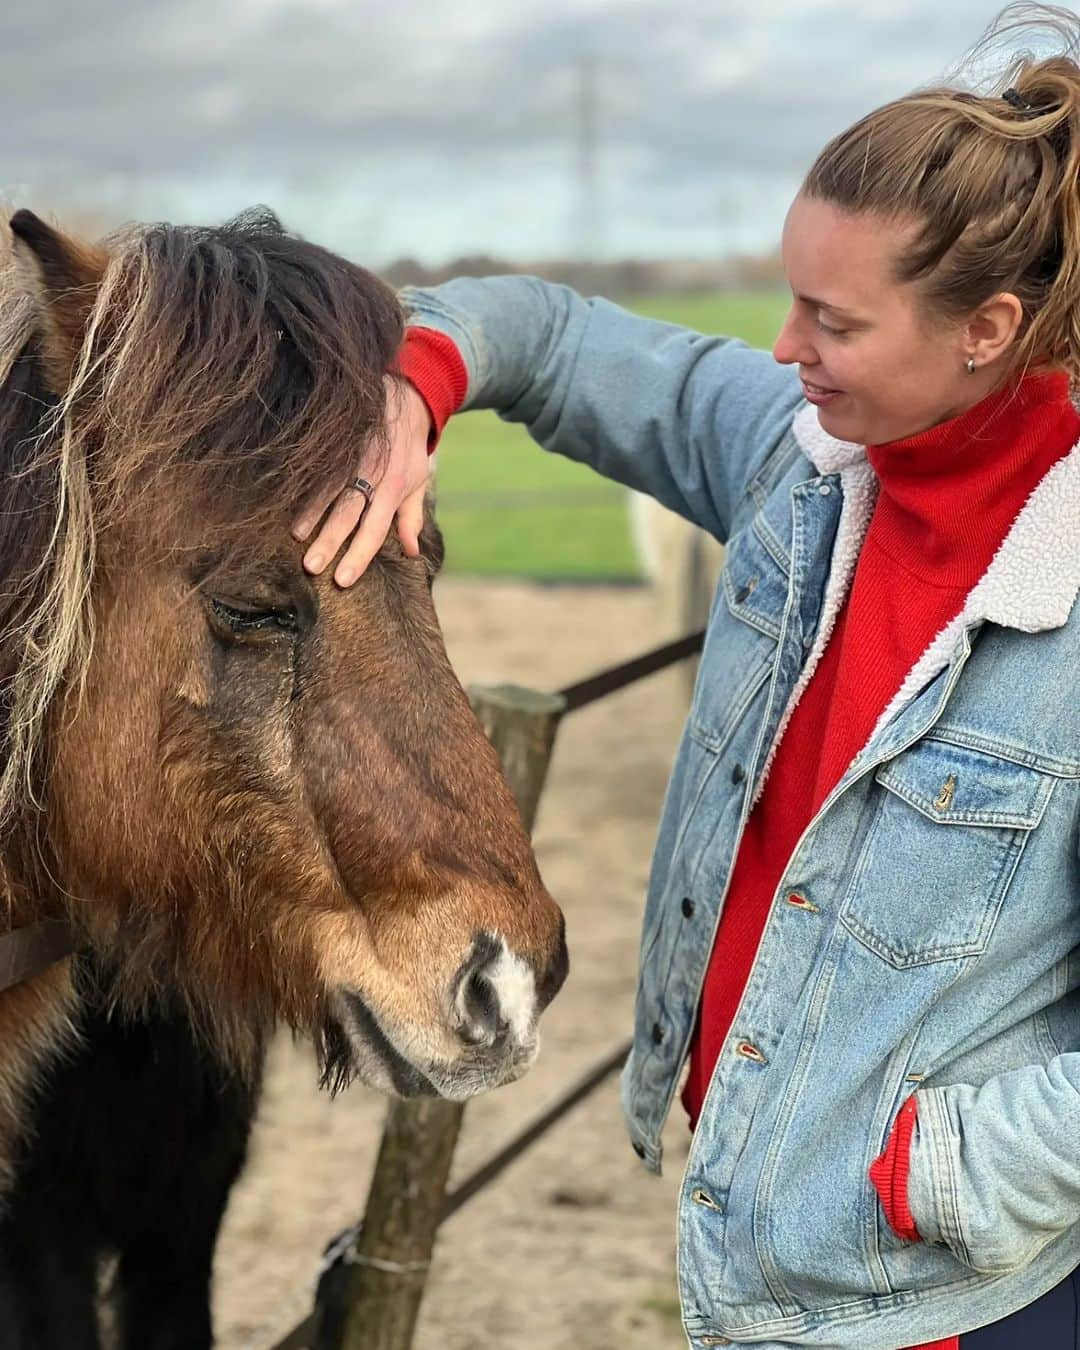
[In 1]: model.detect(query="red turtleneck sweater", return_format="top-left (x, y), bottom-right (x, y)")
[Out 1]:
top-left (397, 327), bottom-right (1079, 1350)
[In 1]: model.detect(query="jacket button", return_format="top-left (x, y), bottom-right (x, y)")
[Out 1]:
top-left (736, 1040), bottom-right (766, 1064)
top-left (730, 762), bottom-right (745, 785)
top-left (681, 897), bottom-right (695, 918)
top-left (691, 1187), bottom-right (722, 1210)
top-left (652, 1022), bottom-right (665, 1045)
top-left (785, 891), bottom-right (819, 912)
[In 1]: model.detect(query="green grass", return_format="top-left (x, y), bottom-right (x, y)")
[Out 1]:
top-left (434, 290), bottom-right (791, 579)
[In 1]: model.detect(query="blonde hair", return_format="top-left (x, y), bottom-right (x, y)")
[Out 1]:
top-left (803, 4), bottom-right (1080, 387)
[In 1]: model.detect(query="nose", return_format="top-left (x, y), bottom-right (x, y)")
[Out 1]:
top-left (772, 306), bottom-right (808, 367)
top-left (450, 926), bottom-right (568, 1051)
top-left (452, 934), bottom-right (509, 1049)
top-left (537, 912), bottom-right (568, 1011)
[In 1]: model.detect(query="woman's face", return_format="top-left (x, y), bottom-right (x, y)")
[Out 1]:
top-left (774, 193), bottom-right (979, 446)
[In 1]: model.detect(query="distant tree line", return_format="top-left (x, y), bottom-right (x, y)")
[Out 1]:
top-left (380, 250), bottom-right (786, 297)
top-left (11, 204), bottom-right (785, 300)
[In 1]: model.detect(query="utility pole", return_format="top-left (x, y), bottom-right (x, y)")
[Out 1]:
top-left (574, 54), bottom-right (603, 262)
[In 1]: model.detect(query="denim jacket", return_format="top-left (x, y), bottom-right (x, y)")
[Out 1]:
top-left (402, 276), bottom-right (1080, 1349)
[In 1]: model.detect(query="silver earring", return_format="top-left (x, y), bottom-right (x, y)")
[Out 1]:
top-left (966, 357), bottom-right (977, 374)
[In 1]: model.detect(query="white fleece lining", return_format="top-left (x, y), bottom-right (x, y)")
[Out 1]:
top-left (750, 402), bottom-right (1080, 803)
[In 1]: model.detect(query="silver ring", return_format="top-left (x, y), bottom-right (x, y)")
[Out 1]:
top-left (350, 476), bottom-right (375, 504)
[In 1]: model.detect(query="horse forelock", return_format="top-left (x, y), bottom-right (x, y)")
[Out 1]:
top-left (0, 208), bottom-right (404, 828)
top-left (87, 208), bottom-right (403, 541)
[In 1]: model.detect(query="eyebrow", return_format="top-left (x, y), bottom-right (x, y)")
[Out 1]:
top-left (795, 292), bottom-right (862, 320)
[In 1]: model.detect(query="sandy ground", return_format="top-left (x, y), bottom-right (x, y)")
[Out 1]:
top-left (212, 578), bottom-right (697, 1350)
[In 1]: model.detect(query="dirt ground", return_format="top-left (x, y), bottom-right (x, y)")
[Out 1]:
top-left (213, 578), bottom-right (697, 1350)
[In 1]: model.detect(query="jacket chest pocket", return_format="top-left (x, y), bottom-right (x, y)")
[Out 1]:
top-left (840, 740), bottom-right (1055, 968)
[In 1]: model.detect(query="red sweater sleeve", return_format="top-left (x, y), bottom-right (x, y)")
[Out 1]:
top-left (869, 1093), bottom-right (922, 1243)
top-left (393, 326), bottom-right (469, 453)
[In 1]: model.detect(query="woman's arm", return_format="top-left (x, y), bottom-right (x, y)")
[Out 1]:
top-left (296, 275), bottom-right (803, 583)
top-left (402, 275), bottom-right (801, 542)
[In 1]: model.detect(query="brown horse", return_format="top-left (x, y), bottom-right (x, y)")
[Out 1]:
top-left (0, 206), bottom-right (567, 1189)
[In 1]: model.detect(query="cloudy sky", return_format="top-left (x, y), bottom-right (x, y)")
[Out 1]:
top-left (0, 1), bottom-right (1060, 266)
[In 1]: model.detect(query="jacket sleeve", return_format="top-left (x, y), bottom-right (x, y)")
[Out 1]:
top-left (400, 275), bottom-right (803, 544)
top-left (906, 1060), bottom-right (1080, 1274)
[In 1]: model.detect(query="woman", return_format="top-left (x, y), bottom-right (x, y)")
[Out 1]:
top-left (294, 13), bottom-right (1080, 1348)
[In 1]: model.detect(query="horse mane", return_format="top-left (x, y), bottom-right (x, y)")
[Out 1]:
top-left (0, 207), bottom-right (404, 830)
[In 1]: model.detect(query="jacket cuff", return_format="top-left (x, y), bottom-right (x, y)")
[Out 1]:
top-left (869, 1094), bottom-right (922, 1243)
top-left (394, 327), bottom-right (469, 454)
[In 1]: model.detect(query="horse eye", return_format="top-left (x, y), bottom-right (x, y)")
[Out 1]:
top-left (208, 597), bottom-right (299, 636)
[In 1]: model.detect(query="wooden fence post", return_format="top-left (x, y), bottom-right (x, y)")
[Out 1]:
top-left (321, 685), bottom-right (567, 1350)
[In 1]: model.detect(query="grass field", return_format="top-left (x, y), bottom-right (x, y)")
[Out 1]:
top-left (434, 289), bottom-right (791, 578)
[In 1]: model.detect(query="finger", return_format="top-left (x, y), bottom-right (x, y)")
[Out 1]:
top-left (301, 484), bottom-right (369, 574)
top-left (396, 484), bottom-right (427, 557)
top-left (291, 481), bottom-right (343, 543)
top-left (334, 493), bottom-right (399, 586)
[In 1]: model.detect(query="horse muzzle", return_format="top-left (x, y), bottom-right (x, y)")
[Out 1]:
top-left (334, 930), bottom-right (565, 1101)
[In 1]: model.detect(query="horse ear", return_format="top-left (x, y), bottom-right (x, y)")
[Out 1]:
top-left (8, 210), bottom-right (109, 394)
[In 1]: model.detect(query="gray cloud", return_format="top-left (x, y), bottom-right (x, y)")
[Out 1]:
top-left (0, 0), bottom-right (1062, 262)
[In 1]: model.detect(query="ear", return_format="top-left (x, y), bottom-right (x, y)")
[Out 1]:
top-left (8, 209), bottom-right (109, 394)
top-left (965, 291), bottom-right (1025, 368)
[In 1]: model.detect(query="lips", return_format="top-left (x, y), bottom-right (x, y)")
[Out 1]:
top-left (341, 991), bottom-right (439, 1097)
top-left (800, 376), bottom-right (843, 408)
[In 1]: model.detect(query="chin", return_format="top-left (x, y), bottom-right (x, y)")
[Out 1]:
top-left (816, 402), bottom-right (866, 444)
top-left (315, 996), bottom-right (538, 1102)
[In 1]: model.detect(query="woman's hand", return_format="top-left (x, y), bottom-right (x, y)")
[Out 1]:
top-left (291, 376), bottom-right (434, 587)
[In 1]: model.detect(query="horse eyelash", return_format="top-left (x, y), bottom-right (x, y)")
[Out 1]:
top-left (209, 597), bottom-right (299, 635)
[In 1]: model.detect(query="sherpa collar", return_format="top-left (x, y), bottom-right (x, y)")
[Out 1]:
top-left (749, 403), bottom-right (1080, 801)
top-left (792, 400), bottom-right (1080, 636)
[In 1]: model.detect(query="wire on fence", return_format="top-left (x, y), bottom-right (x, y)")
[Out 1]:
top-left (268, 1040), bottom-right (631, 1350)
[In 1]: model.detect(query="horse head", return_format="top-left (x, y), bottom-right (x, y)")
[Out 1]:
top-left (0, 208), bottom-right (567, 1112)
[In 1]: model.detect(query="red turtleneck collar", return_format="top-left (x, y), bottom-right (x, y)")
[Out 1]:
top-left (865, 371), bottom-right (1079, 590)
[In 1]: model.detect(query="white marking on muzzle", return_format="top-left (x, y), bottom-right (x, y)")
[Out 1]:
top-left (485, 936), bottom-right (537, 1046)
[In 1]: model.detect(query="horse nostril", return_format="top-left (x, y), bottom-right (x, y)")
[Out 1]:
top-left (452, 935), bottom-right (510, 1050)
top-left (460, 969), bottom-right (506, 1048)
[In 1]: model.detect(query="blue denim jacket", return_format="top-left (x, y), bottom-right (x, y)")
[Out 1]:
top-left (402, 276), bottom-right (1080, 1349)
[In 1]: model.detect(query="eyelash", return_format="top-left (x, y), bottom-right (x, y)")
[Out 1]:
top-left (816, 318), bottom-right (849, 338)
